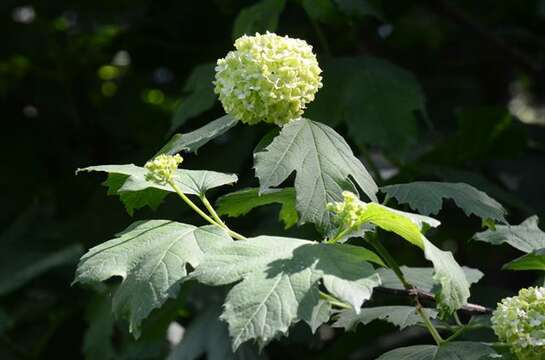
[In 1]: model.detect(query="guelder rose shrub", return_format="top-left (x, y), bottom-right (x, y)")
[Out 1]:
top-left (76, 33), bottom-right (545, 359)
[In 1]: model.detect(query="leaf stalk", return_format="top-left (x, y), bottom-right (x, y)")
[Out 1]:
top-left (366, 233), bottom-right (444, 344)
top-left (167, 180), bottom-right (246, 240)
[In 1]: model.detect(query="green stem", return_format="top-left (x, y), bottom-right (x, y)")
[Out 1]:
top-left (200, 194), bottom-right (226, 226)
top-left (417, 306), bottom-right (444, 344)
top-left (453, 312), bottom-right (463, 327)
top-left (366, 233), bottom-right (444, 344)
top-left (446, 324), bottom-right (467, 342)
top-left (367, 234), bottom-right (410, 288)
top-left (319, 291), bottom-right (351, 309)
top-left (326, 227), bottom-right (351, 244)
top-left (200, 194), bottom-right (247, 240)
top-left (167, 180), bottom-right (246, 240)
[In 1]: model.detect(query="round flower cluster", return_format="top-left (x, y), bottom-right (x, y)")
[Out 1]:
top-left (491, 287), bottom-right (545, 360)
top-left (144, 154), bottom-right (183, 184)
top-left (214, 32), bottom-right (322, 126)
top-left (327, 191), bottom-right (367, 229)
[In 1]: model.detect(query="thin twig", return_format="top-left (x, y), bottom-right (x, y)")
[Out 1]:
top-left (168, 180), bottom-right (246, 240)
top-left (366, 234), bottom-right (444, 344)
top-left (375, 286), bottom-right (493, 314)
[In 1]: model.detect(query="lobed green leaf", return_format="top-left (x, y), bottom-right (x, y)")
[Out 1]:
top-left (254, 118), bottom-right (378, 232)
top-left (78, 164), bottom-right (237, 215)
top-left (473, 216), bottom-right (545, 253)
top-left (354, 203), bottom-right (472, 315)
top-left (189, 236), bottom-right (383, 349)
top-left (381, 181), bottom-right (507, 224)
top-left (74, 220), bottom-right (232, 336)
top-left (333, 306), bottom-right (438, 331)
top-left (377, 266), bottom-right (483, 293)
top-left (376, 342), bottom-right (497, 360)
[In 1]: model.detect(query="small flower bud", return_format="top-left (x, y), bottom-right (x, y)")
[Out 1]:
top-left (327, 191), bottom-right (367, 230)
top-left (491, 287), bottom-right (545, 360)
top-left (214, 32), bottom-right (322, 126)
top-left (144, 154), bottom-right (183, 184)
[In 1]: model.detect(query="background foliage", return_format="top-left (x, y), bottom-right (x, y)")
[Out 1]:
top-left (1, 0), bottom-right (545, 358)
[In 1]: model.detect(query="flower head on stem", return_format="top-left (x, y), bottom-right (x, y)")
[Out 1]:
top-left (145, 154), bottom-right (183, 184)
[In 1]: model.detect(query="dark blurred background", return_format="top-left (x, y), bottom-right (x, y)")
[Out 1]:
top-left (1, 0), bottom-right (544, 359)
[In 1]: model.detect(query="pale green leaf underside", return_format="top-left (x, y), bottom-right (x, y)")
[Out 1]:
top-left (356, 202), bottom-right (471, 315)
top-left (162, 115), bottom-right (239, 155)
top-left (74, 220), bottom-right (232, 336)
top-left (307, 300), bottom-right (332, 333)
top-left (167, 307), bottom-right (261, 360)
top-left (473, 216), bottom-right (545, 253)
top-left (333, 306), bottom-right (438, 331)
top-left (190, 236), bottom-right (382, 349)
top-left (216, 187), bottom-right (298, 229)
top-left (378, 266), bottom-right (483, 293)
top-left (232, 0), bottom-right (286, 40)
top-left (381, 181), bottom-right (507, 223)
top-left (254, 118), bottom-right (378, 231)
top-left (377, 342), bottom-right (497, 360)
top-left (78, 164), bottom-right (237, 215)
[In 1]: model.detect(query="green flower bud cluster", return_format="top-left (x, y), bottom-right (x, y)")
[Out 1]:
top-left (214, 32), bottom-right (322, 126)
top-left (144, 154), bottom-right (183, 184)
top-left (327, 191), bottom-right (367, 229)
top-left (491, 287), bottom-right (545, 360)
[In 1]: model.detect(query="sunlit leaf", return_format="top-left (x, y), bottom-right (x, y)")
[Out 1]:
top-left (74, 221), bottom-right (232, 336)
top-left (503, 248), bottom-right (545, 271)
top-left (334, 306), bottom-right (438, 331)
top-left (190, 236), bottom-right (382, 349)
top-left (473, 216), bottom-right (545, 253)
top-left (355, 203), bottom-right (471, 315)
top-left (161, 115), bottom-right (239, 156)
top-left (78, 164), bottom-right (237, 215)
top-left (307, 300), bottom-right (332, 333)
top-left (254, 118), bottom-right (378, 232)
top-left (378, 266), bottom-right (483, 292)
